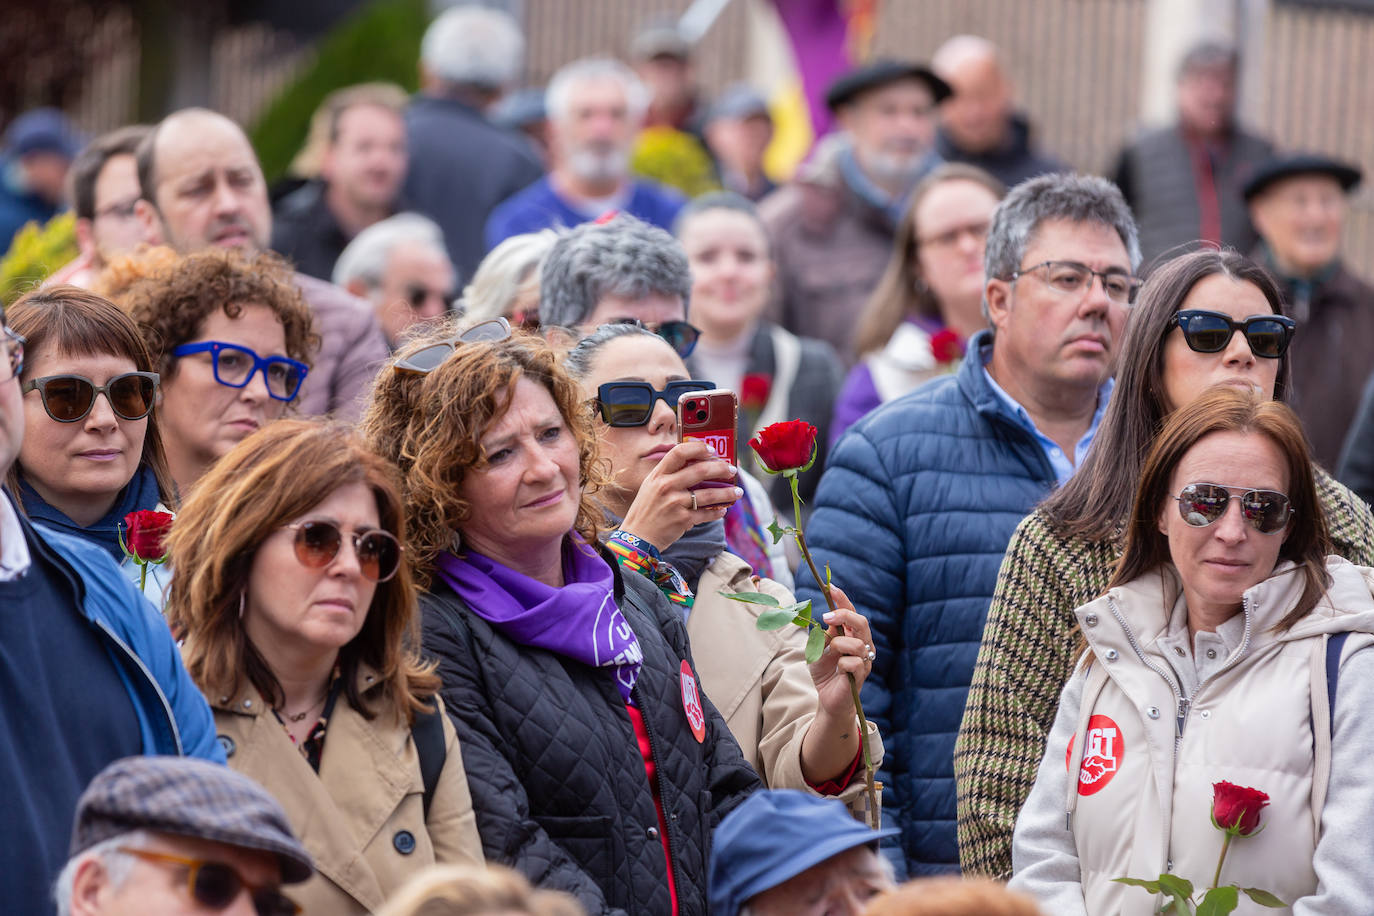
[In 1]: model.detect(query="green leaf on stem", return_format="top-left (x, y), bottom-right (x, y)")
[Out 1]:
top-left (756, 607), bottom-right (798, 630)
top-left (1240, 889), bottom-right (1285, 908)
top-left (724, 591), bottom-right (780, 607)
top-left (1156, 874), bottom-right (1195, 915)
top-left (1111, 878), bottom-right (1161, 893)
top-left (766, 519), bottom-right (788, 544)
top-left (804, 625), bottom-right (826, 663)
top-left (1197, 885), bottom-right (1239, 916)
top-left (791, 599), bottom-right (812, 625)
top-left (825, 563), bottom-right (832, 588)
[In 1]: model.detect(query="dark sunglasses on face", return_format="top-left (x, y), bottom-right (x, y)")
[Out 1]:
top-left (1169, 309), bottom-right (1296, 359)
top-left (405, 284), bottom-right (456, 312)
top-left (172, 341), bottom-right (310, 402)
top-left (117, 847), bottom-right (300, 916)
top-left (607, 318), bottom-right (701, 359)
top-left (22, 371), bottom-right (159, 423)
top-left (1174, 482), bottom-right (1293, 534)
top-left (284, 520), bottom-right (403, 582)
top-left (594, 379), bottom-right (716, 427)
top-left (394, 317), bottom-right (512, 375)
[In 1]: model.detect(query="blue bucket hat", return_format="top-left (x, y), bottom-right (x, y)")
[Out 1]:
top-left (709, 790), bottom-right (899, 916)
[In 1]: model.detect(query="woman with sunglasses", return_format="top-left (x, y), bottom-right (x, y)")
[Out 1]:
top-left (361, 319), bottom-right (762, 915)
top-left (1009, 387), bottom-right (1374, 915)
top-left (956, 248), bottom-right (1374, 879)
top-left (674, 192), bottom-right (844, 511)
top-left (166, 419), bottom-right (483, 915)
top-left (5, 287), bottom-right (175, 596)
top-left (564, 322), bottom-right (881, 814)
top-left (119, 249), bottom-right (316, 498)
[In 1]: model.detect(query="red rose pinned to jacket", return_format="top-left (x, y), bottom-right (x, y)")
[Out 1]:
top-left (749, 419), bottom-right (818, 474)
top-left (930, 328), bottom-right (965, 364)
top-left (122, 510), bottom-right (173, 563)
top-left (1211, 781), bottom-right (1269, 837)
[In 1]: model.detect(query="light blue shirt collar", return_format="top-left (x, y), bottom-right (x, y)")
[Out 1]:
top-left (981, 359), bottom-right (1114, 486)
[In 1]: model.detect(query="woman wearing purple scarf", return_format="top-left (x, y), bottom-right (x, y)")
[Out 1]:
top-left (361, 319), bottom-right (761, 916)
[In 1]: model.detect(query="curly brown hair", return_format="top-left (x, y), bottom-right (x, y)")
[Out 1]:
top-left (117, 248), bottom-right (318, 373)
top-left (359, 318), bottom-right (608, 585)
top-left (165, 419), bottom-right (439, 724)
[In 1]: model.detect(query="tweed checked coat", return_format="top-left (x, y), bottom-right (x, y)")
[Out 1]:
top-left (954, 467), bottom-right (1374, 879)
top-left (420, 555), bottom-right (761, 916)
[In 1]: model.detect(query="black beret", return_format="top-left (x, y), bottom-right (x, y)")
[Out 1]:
top-left (824, 59), bottom-right (952, 112)
top-left (1242, 153), bottom-right (1363, 202)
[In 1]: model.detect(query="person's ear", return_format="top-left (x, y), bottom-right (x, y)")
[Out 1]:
top-left (984, 276), bottom-right (1012, 329)
top-left (134, 199), bottom-right (165, 246)
top-left (73, 218), bottom-right (96, 256)
top-left (68, 856), bottom-right (111, 916)
top-left (344, 277), bottom-right (369, 299)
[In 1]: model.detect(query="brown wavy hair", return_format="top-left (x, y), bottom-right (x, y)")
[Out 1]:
top-left (864, 877), bottom-right (1045, 916)
top-left (116, 248), bottom-right (318, 372)
top-left (360, 318), bottom-right (607, 585)
top-left (5, 286), bottom-right (176, 509)
top-left (852, 163), bottom-right (1005, 357)
top-left (165, 419), bottom-right (438, 723)
top-left (1108, 386), bottom-right (1331, 632)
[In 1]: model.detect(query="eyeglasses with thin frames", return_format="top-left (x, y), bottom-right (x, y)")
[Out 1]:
top-left (1008, 260), bottom-right (1142, 305)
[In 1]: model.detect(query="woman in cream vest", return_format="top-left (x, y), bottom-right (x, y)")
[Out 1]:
top-left (1009, 388), bottom-right (1374, 915)
top-left (166, 420), bottom-right (483, 914)
top-left (564, 322), bottom-right (882, 815)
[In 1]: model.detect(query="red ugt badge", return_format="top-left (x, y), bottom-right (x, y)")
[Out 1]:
top-left (680, 660), bottom-right (706, 743)
top-left (1066, 714), bottom-right (1124, 796)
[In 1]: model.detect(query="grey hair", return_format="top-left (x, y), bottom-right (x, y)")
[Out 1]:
top-left (982, 172), bottom-right (1141, 319)
top-left (562, 321), bottom-right (664, 380)
top-left (672, 190), bottom-right (771, 254)
top-left (54, 829), bottom-right (149, 916)
top-left (332, 212), bottom-right (449, 290)
top-left (1178, 39), bottom-right (1238, 78)
top-left (463, 228), bottom-right (561, 323)
top-left (546, 57), bottom-right (650, 126)
top-left (538, 214), bottom-right (691, 329)
top-left (420, 5), bottom-right (525, 90)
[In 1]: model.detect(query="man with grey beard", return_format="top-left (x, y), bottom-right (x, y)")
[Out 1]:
top-left (760, 61), bottom-right (951, 360)
top-left (484, 57), bottom-right (686, 250)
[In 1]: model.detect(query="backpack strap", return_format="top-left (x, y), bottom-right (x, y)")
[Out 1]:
top-left (412, 699), bottom-right (447, 819)
top-left (1309, 631), bottom-right (1351, 836)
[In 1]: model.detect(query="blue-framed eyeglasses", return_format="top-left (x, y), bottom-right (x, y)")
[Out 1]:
top-left (171, 341), bottom-right (309, 402)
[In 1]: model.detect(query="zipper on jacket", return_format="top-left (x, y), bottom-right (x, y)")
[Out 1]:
top-left (1106, 596), bottom-right (1187, 745)
top-left (92, 617), bottom-right (184, 755)
top-left (632, 681), bottom-right (683, 910)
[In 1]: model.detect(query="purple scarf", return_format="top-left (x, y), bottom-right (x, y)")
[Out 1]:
top-left (435, 535), bottom-right (644, 704)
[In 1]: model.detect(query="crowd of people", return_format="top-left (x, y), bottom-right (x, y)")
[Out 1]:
top-left (4, 4), bottom-right (1374, 915)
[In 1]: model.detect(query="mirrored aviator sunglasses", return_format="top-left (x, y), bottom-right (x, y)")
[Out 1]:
top-left (285, 521), bottom-right (403, 582)
top-left (1175, 483), bottom-right (1292, 534)
top-left (595, 380), bottom-right (715, 427)
top-left (1170, 309), bottom-right (1295, 359)
top-left (394, 318), bottom-right (512, 375)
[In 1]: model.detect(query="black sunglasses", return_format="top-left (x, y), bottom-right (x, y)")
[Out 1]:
top-left (595, 380), bottom-right (715, 427)
top-left (22, 372), bottom-right (159, 423)
top-left (394, 318), bottom-right (512, 375)
top-left (1175, 482), bottom-right (1292, 534)
top-left (607, 318), bottom-right (701, 359)
top-left (406, 284), bottom-right (457, 312)
top-left (1169, 309), bottom-right (1296, 359)
top-left (284, 521), bottom-right (403, 582)
top-left (117, 847), bottom-right (299, 915)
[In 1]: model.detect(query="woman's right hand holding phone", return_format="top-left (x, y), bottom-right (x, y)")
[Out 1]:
top-left (619, 439), bottom-right (742, 552)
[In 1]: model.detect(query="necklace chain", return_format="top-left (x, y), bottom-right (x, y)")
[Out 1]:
top-left (281, 692), bottom-right (327, 723)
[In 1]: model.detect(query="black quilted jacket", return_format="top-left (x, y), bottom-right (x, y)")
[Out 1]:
top-left (421, 558), bottom-right (761, 915)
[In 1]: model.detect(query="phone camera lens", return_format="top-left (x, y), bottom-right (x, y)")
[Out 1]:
top-left (695, 409), bottom-right (708, 422)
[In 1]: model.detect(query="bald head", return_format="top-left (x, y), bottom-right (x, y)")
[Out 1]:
top-left (135, 108), bottom-right (272, 254)
top-left (932, 35), bottom-right (1013, 154)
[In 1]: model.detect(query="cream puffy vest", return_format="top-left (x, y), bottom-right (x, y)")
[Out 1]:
top-left (1063, 559), bottom-right (1374, 916)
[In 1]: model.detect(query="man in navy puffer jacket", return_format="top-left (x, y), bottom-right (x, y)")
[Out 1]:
top-left (798, 173), bottom-right (1140, 875)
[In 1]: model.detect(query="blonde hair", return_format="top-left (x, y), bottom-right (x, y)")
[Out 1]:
top-left (359, 318), bottom-right (608, 585)
top-left (863, 877), bottom-right (1045, 916)
top-left (462, 229), bottom-right (560, 323)
top-left (376, 864), bottom-right (583, 916)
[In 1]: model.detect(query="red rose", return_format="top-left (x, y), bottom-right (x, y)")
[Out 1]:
top-left (930, 328), bottom-right (965, 364)
top-left (749, 419), bottom-right (818, 474)
top-left (1211, 781), bottom-right (1269, 837)
top-left (123, 510), bottom-right (174, 562)
top-left (740, 373), bottom-right (772, 411)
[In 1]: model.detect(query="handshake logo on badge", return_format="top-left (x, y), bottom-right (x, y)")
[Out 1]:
top-left (1067, 714), bottom-right (1124, 797)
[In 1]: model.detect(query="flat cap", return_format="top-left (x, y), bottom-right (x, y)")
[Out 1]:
top-left (709, 789), bottom-right (900, 916)
top-left (705, 84), bottom-right (772, 124)
top-left (630, 22), bottom-right (691, 61)
top-left (1242, 153), bottom-right (1363, 202)
top-left (70, 756), bottom-right (314, 884)
top-left (825, 59), bottom-right (952, 112)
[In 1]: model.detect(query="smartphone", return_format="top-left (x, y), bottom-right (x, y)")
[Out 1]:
top-left (678, 388), bottom-right (738, 488)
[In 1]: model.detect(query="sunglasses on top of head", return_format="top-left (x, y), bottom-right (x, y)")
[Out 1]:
top-left (283, 521), bottom-right (403, 582)
top-left (1174, 482), bottom-right (1293, 534)
top-left (393, 317), bottom-right (512, 375)
top-left (21, 372), bottom-right (158, 423)
top-left (594, 379), bottom-right (716, 427)
top-left (1169, 309), bottom-right (1296, 359)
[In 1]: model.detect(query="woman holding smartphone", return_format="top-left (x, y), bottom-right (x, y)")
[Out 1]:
top-left (564, 322), bottom-right (881, 814)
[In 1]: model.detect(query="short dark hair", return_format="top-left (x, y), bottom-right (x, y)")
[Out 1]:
top-left (68, 125), bottom-right (151, 221)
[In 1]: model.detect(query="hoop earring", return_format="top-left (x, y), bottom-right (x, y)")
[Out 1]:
top-left (238, 591), bottom-right (246, 620)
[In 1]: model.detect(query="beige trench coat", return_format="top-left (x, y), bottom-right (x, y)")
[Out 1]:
top-left (687, 551), bottom-right (882, 817)
top-left (212, 669), bottom-right (483, 914)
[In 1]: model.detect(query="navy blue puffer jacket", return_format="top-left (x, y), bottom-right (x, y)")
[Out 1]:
top-left (797, 331), bottom-right (1057, 876)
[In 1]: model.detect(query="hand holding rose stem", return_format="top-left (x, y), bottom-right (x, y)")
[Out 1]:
top-left (736, 420), bottom-right (881, 828)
